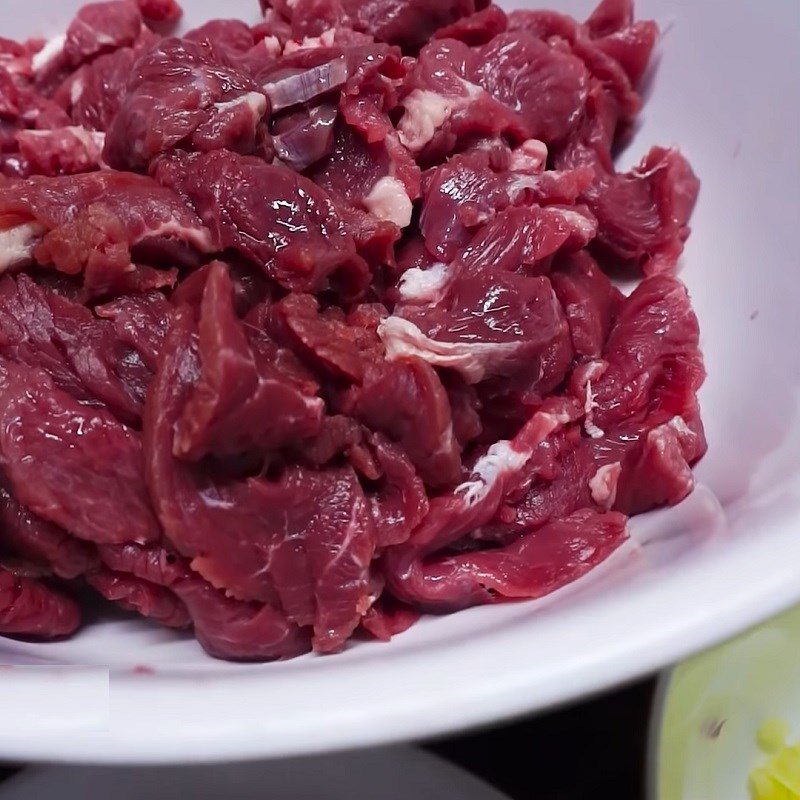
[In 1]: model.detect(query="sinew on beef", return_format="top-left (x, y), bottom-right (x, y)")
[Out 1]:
top-left (0, 0), bottom-right (705, 657)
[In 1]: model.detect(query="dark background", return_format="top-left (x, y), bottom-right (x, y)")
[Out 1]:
top-left (0, 678), bottom-right (655, 798)
top-left (429, 677), bottom-right (656, 800)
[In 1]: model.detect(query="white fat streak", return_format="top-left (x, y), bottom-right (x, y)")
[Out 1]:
top-left (363, 176), bottom-right (413, 228)
top-left (31, 34), bottom-right (66, 73)
top-left (550, 207), bottom-right (597, 240)
top-left (398, 90), bottom-right (452, 153)
top-left (261, 36), bottom-right (282, 58)
top-left (397, 262), bottom-right (450, 302)
top-left (283, 28), bottom-right (336, 54)
top-left (583, 379), bottom-right (604, 439)
top-left (21, 126), bottom-right (105, 156)
top-left (70, 126), bottom-right (106, 153)
top-left (456, 441), bottom-right (528, 507)
top-left (139, 219), bottom-right (214, 252)
top-left (668, 415), bottom-right (693, 437)
top-left (214, 91), bottom-right (268, 119)
top-left (589, 462), bottom-right (622, 509)
top-left (0, 222), bottom-right (45, 271)
top-left (509, 139), bottom-right (548, 173)
top-left (70, 77), bottom-right (85, 105)
top-left (378, 316), bottom-right (521, 384)
top-left (646, 416), bottom-right (696, 465)
top-left (455, 405), bottom-right (574, 508)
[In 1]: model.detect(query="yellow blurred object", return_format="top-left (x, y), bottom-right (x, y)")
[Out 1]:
top-left (759, 720), bottom-right (792, 755)
top-left (749, 720), bottom-right (800, 800)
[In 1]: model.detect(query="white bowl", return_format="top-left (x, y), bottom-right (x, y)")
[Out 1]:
top-left (0, 0), bottom-right (798, 764)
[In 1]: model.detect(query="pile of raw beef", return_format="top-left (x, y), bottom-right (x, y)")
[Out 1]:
top-left (0, 0), bottom-right (704, 660)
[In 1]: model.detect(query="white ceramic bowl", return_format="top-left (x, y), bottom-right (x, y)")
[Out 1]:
top-left (0, 0), bottom-right (797, 765)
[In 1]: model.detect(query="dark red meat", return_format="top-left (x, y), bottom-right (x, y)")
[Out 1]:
top-left (156, 149), bottom-right (369, 297)
top-left (551, 251), bottom-right (622, 358)
top-left (344, 356), bottom-right (463, 488)
top-left (137, 0), bottom-right (183, 25)
top-left (271, 0), bottom-right (487, 51)
top-left (173, 261), bottom-right (323, 460)
top-left (97, 540), bottom-right (310, 659)
top-left (397, 33), bottom-right (588, 161)
top-left (145, 306), bottom-right (377, 651)
top-left (104, 37), bottom-right (269, 171)
top-left (0, 274), bottom-right (155, 423)
top-left (63, 2), bottom-right (144, 68)
top-left (433, 5), bottom-right (508, 46)
top-left (86, 567), bottom-right (190, 628)
top-left (0, 171), bottom-right (212, 289)
top-left (0, 566), bottom-right (80, 637)
top-left (0, 477), bottom-right (98, 579)
top-left (0, 360), bottom-right (160, 545)
top-left (0, 0), bottom-right (704, 657)
top-left (69, 48), bottom-right (138, 132)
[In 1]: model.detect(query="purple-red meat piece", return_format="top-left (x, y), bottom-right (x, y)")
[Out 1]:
top-left (173, 261), bottom-right (323, 460)
top-left (136, 0), bottom-right (182, 24)
top-left (270, 0), bottom-right (487, 52)
top-left (367, 433), bottom-right (429, 547)
top-left (433, 5), bottom-right (508, 46)
top-left (64, 2), bottom-right (144, 67)
top-left (551, 251), bottom-right (622, 358)
top-left (0, 171), bottom-right (212, 291)
top-left (156, 149), bottom-right (368, 296)
top-left (0, 360), bottom-right (160, 545)
top-left (0, 478), bottom-right (98, 579)
top-left (397, 33), bottom-right (588, 161)
top-left (86, 567), bottom-right (190, 628)
top-left (97, 541), bottom-right (310, 659)
top-left (145, 305), bottom-right (377, 651)
top-left (69, 48), bottom-right (138, 132)
top-left (0, 566), bottom-right (80, 637)
top-left (344, 355), bottom-right (463, 488)
top-left (0, 275), bottom-right (154, 423)
top-left (104, 37), bottom-right (269, 171)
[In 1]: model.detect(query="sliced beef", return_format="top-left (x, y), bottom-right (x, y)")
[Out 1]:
top-left (398, 33), bottom-right (588, 161)
top-left (104, 37), bottom-right (269, 171)
top-left (0, 477), bottom-right (98, 579)
top-left (311, 120), bottom-right (420, 230)
top-left (86, 567), bottom-right (190, 628)
top-left (0, 360), bottom-right (160, 545)
top-left (69, 48), bottom-right (138, 132)
top-left (0, 170), bottom-right (212, 290)
top-left (433, 5), bottom-right (508, 46)
top-left (0, 566), bottom-right (80, 637)
top-left (270, 0), bottom-right (488, 52)
top-left (173, 261), bottom-right (323, 460)
top-left (551, 251), bottom-right (622, 358)
top-left (155, 149), bottom-right (369, 297)
top-left (367, 433), bottom-right (429, 547)
top-left (418, 146), bottom-right (596, 262)
top-left (0, 274), bottom-right (155, 423)
top-left (145, 306), bottom-right (377, 652)
top-left (343, 355), bottom-right (463, 488)
top-left (63, 1), bottom-right (144, 68)
top-left (381, 398), bottom-right (624, 610)
top-left (97, 540), bottom-right (311, 660)
top-left (136, 0), bottom-right (183, 25)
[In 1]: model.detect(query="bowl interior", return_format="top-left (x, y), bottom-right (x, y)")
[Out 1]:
top-left (0, 0), bottom-right (798, 763)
